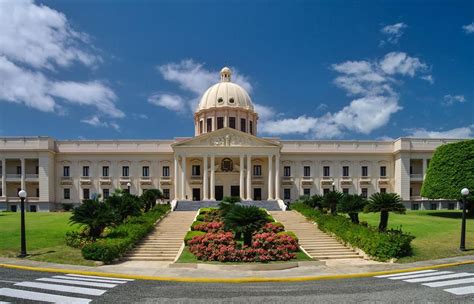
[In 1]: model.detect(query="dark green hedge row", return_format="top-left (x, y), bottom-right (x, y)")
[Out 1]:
top-left (292, 203), bottom-right (414, 261)
top-left (81, 204), bottom-right (170, 263)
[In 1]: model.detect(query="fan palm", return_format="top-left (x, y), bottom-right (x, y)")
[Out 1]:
top-left (69, 196), bottom-right (115, 238)
top-left (337, 194), bottom-right (367, 224)
top-left (140, 189), bottom-right (163, 212)
top-left (223, 205), bottom-right (268, 246)
top-left (323, 191), bottom-right (344, 215)
top-left (364, 192), bottom-right (406, 232)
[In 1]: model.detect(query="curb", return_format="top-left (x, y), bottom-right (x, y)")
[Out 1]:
top-left (1, 260), bottom-right (473, 283)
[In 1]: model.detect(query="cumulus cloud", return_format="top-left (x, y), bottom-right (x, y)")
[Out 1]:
top-left (463, 22), bottom-right (474, 34)
top-left (80, 115), bottom-right (120, 131)
top-left (405, 125), bottom-right (473, 139)
top-left (148, 93), bottom-right (187, 113)
top-left (380, 22), bottom-right (407, 45)
top-left (443, 94), bottom-right (467, 106)
top-left (0, 0), bottom-right (123, 120)
top-left (421, 75), bottom-right (434, 85)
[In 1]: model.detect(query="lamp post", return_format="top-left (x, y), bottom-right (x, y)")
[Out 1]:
top-left (127, 182), bottom-right (131, 194)
top-left (460, 188), bottom-right (469, 251)
top-left (332, 181), bottom-right (335, 192)
top-left (18, 189), bottom-right (27, 258)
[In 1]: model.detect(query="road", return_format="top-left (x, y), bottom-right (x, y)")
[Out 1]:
top-left (0, 264), bottom-right (473, 303)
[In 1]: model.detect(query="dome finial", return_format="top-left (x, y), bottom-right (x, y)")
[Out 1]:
top-left (220, 67), bottom-right (232, 82)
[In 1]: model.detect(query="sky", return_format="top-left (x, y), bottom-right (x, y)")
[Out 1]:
top-left (0, 0), bottom-right (473, 141)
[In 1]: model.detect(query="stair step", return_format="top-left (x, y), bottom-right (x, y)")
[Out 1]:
top-left (314, 255), bottom-right (362, 259)
top-left (126, 257), bottom-right (175, 261)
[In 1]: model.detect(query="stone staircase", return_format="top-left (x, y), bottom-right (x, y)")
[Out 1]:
top-left (125, 211), bottom-right (196, 261)
top-left (269, 211), bottom-right (362, 260)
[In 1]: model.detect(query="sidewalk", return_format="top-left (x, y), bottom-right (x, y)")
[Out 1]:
top-left (1, 255), bottom-right (473, 281)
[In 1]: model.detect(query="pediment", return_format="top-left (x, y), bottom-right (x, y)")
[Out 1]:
top-left (172, 128), bottom-right (280, 148)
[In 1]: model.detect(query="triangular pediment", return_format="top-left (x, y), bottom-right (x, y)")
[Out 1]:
top-left (172, 128), bottom-right (280, 148)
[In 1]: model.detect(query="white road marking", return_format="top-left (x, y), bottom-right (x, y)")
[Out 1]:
top-left (388, 271), bottom-right (453, 280)
top-left (37, 277), bottom-right (117, 288)
top-left (404, 273), bottom-right (474, 283)
top-left (444, 285), bottom-right (474, 295)
top-left (0, 287), bottom-right (91, 304)
top-left (15, 281), bottom-right (107, 296)
top-left (423, 277), bottom-right (474, 288)
top-left (53, 275), bottom-right (129, 284)
top-left (375, 270), bottom-right (436, 278)
top-left (65, 274), bottom-right (135, 281)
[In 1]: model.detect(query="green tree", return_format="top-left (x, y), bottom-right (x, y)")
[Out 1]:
top-left (140, 189), bottom-right (163, 212)
top-left (300, 194), bottom-right (323, 209)
top-left (322, 191), bottom-right (344, 215)
top-left (338, 194), bottom-right (367, 224)
top-left (223, 205), bottom-right (268, 246)
top-left (107, 193), bottom-right (143, 224)
top-left (364, 192), bottom-right (406, 232)
top-left (69, 196), bottom-right (115, 238)
top-left (218, 196), bottom-right (241, 217)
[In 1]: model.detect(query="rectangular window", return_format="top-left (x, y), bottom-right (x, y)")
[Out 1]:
top-left (35, 166), bottom-right (39, 174)
top-left (412, 203), bottom-right (419, 211)
top-left (380, 166), bottom-right (387, 177)
top-left (240, 118), bottom-right (246, 132)
top-left (102, 166), bottom-right (109, 177)
top-left (36, 188), bottom-right (40, 197)
top-left (323, 166), bottom-right (330, 177)
top-left (410, 188), bottom-right (413, 197)
top-left (163, 188), bottom-right (170, 199)
top-left (342, 166), bottom-right (349, 177)
top-left (361, 188), bottom-right (368, 198)
top-left (323, 188), bottom-right (330, 195)
top-left (0, 187), bottom-right (2, 196)
top-left (249, 121), bottom-right (253, 135)
top-left (284, 188), bottom-right (291, 200)
top-left (430, 203), bottom-right (437, 210)
top-left (217, 117), bottom-right (224, 129)
top-left (283, 166), bottom-right (291, 177)
top-left (142, 166), bottom-right (149, 177)
top-left (303, 188), bottom-right (310, 196)
top-left (343, 188), bottom-right (349, 194)
top-left (207, 118), bottom-right (213, 132)
top-left (253, 165), bottom-right (262, 176)
top-left (16, 166), bottom-right (21, 174)
top-left (83, 188), bottom-right (90, 200)
top-left (103, 188), bottom-right (110, 199)
top-left (229, 117), bottom-right (236, 129)
top-left (64, 188), bottom-right (70, 199)
top-left (82, 166), bottom-right (89, 177)
top-left (380, 188), bottom-right (386, 193)
top-left (304, 166), bottom-right (311, 177)
top-left (162, 166), bottom-right (170, 177)
top-left (122, 166), bottom-right (129, 177)
top-left (361, 166), bottom-right (368, 177)
top-left (199, 120), bottom-right (203, 134)
top-left (63, 166), bottom-right (70, 177)
top-left (410, 166), bottom-right (413, 175)
top-left (192, 165), bottom-right (201, 176)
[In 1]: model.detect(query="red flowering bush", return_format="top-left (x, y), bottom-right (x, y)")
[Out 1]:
top-left (192, 221), bottom-right (225, 233)
top-left (259, 222), bottom-right (285, 233)
top-left (202, 209), bottom-right (222, 222)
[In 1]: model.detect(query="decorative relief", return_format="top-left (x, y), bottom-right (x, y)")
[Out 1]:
top-left (209, 133), bottom-right (248, 146)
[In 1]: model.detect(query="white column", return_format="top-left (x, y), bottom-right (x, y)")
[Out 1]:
top-left (20, 158), bottom-right (25, 191)
top-left (422, 158), bottom-right (427, 180)
top-left (239, 155), bottom-right (244, 200)
top-left (246, 155), bottom-right (252, 200)
top-left (267, 155), bottom-right (274, 200)
top-left (174, 156), bottom-right (179, 200)
top-left (210, 156), bottom-right (215, 200)
top-left (1, 158), bottom-right (5, 197)
top-left (181, 156), bottom-right (186, 200)
top-left (203, 156), bottom-right (209, 200)
top-left (274, 154), bottom-right (280, 200)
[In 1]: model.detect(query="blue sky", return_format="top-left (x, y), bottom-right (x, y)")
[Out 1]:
top-left (0, 0), bottom-right (472, 140)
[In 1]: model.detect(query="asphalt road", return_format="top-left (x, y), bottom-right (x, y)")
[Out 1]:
top-left (0, 264), bottom-right (473, 303)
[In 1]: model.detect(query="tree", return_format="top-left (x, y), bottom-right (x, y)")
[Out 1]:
top-left (218, 196), bottom-right (241, 217)
top-left (69, 196), bottom-right (115, 238)
top-left (364, 192), bottom-right (406, 232)
top-left (338, 194), bottom-right (367, 224)
top-left (421, 140), bottom-right (474, 216)
top-left (301, 194), bottom-right (323, 209)
top-left (107, 192), bottom-right (143, 224)
top-left (140, 189), bottom-right (163, 212)
top-left (322, 191), bottom-right (344, 215)
top-left (223, 205), bottom-right (268, 246)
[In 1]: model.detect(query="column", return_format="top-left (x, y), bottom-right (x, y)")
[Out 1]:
top-left (422, 158), bottom-right (427, 179)
top-left (274, 154), bottom-right (280, 200)
top-left (1, 159), bottom-right (5, 197)
top-left (203, 156), bottom-right (209, 200)
top-left (210, 156), bottom-right (215, 200)
top-left (239, 155), bottom-right (244, 200)
top-left (246, 155), bottom-right (252, 200)
top-left (21, 158), bottom-right (25, 191)
top-left (181, 156), bottom-right (186, 200)
top-left (268, 155), bottom-right (274, 200)
top-left (174, 156), bottom-right (179, 200)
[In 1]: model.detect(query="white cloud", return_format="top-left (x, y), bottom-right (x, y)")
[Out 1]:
top-left (0, 1), bottom-right (123, 120)
top-left (379, 52), bottom-right (427, 76)
top-left (259, 116), bottom-right (318, 135)
top-left (148, 93), bottom-right (186, 113)
top-left (81, 115), bottom-right (120, 131)
top-left (406, 125), bottom-right (473, 139)
top-left (443, 94), bottom-right (467, 106)
top-left (421, 75), bottom-right (434, 85)
top-left (380, 22), bottom-right (407, 45)
top-left (463, 22), bottom-right (474, 34)
top-left (253, 103), bottom-right (275, 121)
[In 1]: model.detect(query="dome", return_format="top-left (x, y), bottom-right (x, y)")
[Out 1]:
top-left (196, 67), bottom-right (254, 112)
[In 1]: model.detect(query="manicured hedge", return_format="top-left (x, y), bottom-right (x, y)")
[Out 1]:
top-left (81, 204), bottom-right (170, 263)
top-left (292, 203), bottom-right (414, 261)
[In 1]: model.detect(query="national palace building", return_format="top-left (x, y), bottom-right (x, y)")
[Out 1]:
top-left (0, 67), bottom-right (461, 212)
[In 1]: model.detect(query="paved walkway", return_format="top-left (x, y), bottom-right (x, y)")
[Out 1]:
top-left (269, 211), bottom-right (362, 260)
top-left (125, 211), bottom-right (196, 261)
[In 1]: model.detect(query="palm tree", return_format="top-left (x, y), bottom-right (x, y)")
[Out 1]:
top-left (140, 189), bottom-right (163, 212)
top-left (364, 192), bottom-right (406, 232)
top-left (323, 191), bottom-right (344, 215)
top-left (338, 194), bottom-right (367, 224)
top-left (223, 205), bottom-right (268, 246)
top-left (218, 196), bottom-right (241, 217)
top-left (69, 196), bottom-right (115, 238)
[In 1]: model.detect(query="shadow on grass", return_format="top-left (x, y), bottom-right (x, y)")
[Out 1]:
top-left (424, 212), bottom-right (474, 219)
top-left (27, 250), bottom-right (56, 257)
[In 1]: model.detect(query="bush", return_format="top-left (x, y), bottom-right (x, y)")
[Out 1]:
top-left (277, 231), bottom-right (298, 242)
top-left (65, 230), bottom-right (94, 248)
top-left (69, 197), bottom-right (116, 238)
top-left (107, 193), bottom-right (143, 224)
top-left (197, 209), bottom-right (222, 222)
top-left (259, 222), bottom-right (285, 233)
top-left (61, 203), bottom-right (74, 211)
top-left (292, 203), bottom-right (414, 261)
top-left (224, 205), bottom-right (269, 246)
top-left (184, 231), bottom-right (206, 245)
top-left (191, 221), bottom-right (225, 233)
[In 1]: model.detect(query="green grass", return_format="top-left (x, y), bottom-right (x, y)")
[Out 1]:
top-left (0, 212), bottom-right (95, 266)
top-left (358, 210), bottom-right (474, 263)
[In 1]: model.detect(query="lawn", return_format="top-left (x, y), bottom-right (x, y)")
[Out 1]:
top-left (0, 212), bottom-right (95, 266)
top-left (358, 210), bottom-right (474, 263)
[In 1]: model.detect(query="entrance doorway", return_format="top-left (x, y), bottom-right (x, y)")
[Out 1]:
top-left (230, 186), bottom-right (240, 197)
top-left (192, 188), bottom-right (201, 201)
top-left (215, 186), bottom-right (224, 201)
top-left (253, 188), bottom-right (262, 200)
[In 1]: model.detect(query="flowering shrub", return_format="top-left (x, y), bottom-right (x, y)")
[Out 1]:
top-left (202, 209), bottom-right (222, 222)
top-left (191, 221), bottom-right (225, 233)
top-left (259, 222), bottom-right (285, 233)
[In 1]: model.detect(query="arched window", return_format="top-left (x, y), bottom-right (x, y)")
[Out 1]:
top-left (221, 158), bottom-right (233, 172)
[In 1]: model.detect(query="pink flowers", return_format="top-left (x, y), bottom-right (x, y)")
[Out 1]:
top-left (192, 221), bottom-right (225, 233)
top-left (259, 222), bottom-right (285, 233)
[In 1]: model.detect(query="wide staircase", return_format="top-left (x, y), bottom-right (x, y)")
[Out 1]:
top-left (125, 211), bottom-right (196, 261)
top-left (270, 211), bottom-right (362, 260)
top-left (174, 200), bottom-right (281, 211)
